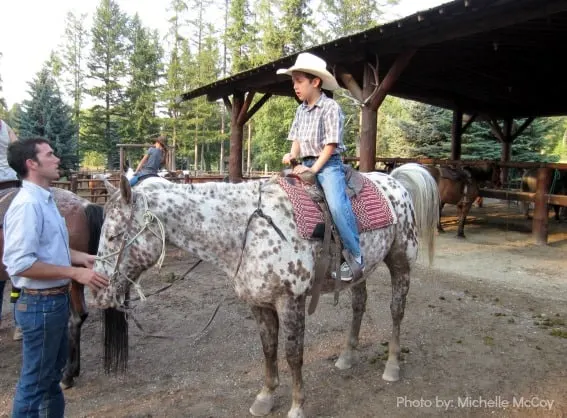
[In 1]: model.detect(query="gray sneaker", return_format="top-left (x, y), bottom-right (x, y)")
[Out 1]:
top-left (332, 260), bottom-right (365, 282)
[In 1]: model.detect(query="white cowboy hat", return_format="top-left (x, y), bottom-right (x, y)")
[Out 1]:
top-left (277, 52), bottom-right (340, 91)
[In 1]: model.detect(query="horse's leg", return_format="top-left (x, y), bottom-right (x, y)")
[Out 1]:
top-left (553, 204), bottom-right (561, 221)
top-left (249, 306), bottom-right (280, 417)
top-left (61, 282), bottom-right (88, 389)
top-left (277, 296), bottom-right (306, 418)
top-left (437, 202), bottom-right (445, 233)
top-left (383, 247), bottom-right (410, 382)
top-left (457, 199), bottom-right (474, 238)
top-left (335, 281), bottom-right (367, 370)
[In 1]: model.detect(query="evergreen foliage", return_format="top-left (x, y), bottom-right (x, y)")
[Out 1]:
top-left (19, 68), bottom-right (78, 171)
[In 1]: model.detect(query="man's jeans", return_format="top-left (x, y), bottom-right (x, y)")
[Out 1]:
top-left (12, 292), bottom-right (69, 418)
top-left (303, 155), bottom-right (361, 258)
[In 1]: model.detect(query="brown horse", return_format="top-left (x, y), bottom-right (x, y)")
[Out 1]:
top-left (0, 186), bottom-right (107, 388)
top-left (425, 163), bottom-right (498, 237)
top-left (88, 172), bottom-right (122, 203)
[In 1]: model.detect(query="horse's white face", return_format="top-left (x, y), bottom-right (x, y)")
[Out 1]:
top-left (93, 177), bottom-right (164, 309)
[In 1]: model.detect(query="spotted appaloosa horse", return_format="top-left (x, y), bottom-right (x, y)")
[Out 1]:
top-left (0, 186), bottom-right (105, 389)
top-left (92, 163), bottom-right (439, 418)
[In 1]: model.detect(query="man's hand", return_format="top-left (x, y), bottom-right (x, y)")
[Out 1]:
top-left (72, 267), bottom-right (109, 293)
top-left (71, 250), bottom-right (96, 269)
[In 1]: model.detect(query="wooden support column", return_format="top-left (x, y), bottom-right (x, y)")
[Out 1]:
top-left (119, 147), bottom-right (125, 172)
top-left (358, 50), bottom-right (415, 172)
top-left (359, 64), bottom-right (378, 172)
top-left (533, 167), bottom-right (553, 245)
top-left (489, 117), bottom-right (535, 186)
top-left (227, 91), bottom-right (272, 182)
top-left (500, 119), bottom-right (513, 186)
top-left (451, 108), bottom-right (463, 160)
top-left (229, 92), bottom-right (245, 182)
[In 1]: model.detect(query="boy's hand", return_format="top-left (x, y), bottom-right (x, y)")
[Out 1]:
top-left (292, 165), bottom-right (312, 175)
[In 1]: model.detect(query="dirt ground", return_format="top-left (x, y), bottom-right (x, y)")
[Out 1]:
top-left (1, 198), bottom-right (566, 418)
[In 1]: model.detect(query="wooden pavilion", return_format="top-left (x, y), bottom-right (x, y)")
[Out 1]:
top-left (179, 0), bottom-right (567, 243)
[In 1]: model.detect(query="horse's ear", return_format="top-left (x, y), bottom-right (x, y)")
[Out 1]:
top-left (119, 175), bottom-right (132, 204)
top-left (104, 178), bottom-right (117, 195)
top-left (95, 173), bottom-right (118, 195)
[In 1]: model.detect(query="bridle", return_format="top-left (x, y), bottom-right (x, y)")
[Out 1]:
top-left (95, 191), bottom-right (166, 306)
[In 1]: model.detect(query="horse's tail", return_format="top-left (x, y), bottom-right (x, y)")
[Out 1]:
top-left (390, 163), bottom-right (440, 265)
top-left (84, 202), bottom-right (129, 374)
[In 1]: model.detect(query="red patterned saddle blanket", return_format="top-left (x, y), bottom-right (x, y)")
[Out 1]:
top-left (277, 174), bottom-right (396, 240)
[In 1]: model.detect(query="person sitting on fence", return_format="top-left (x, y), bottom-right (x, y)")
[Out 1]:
top-left (129, 136), bottom-right (167, 186)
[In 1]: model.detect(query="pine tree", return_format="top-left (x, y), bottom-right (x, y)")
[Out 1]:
top-left (317, 0), bottom-right (399, 41)
top-left (162, 0), bottom-right (191, 170)
top-left (19, 68), bottom-right (78, 171)
top-left (281, 0), bottom-right (311, 54)
top-left (122, 15), bottom-right (163, 143)
top-left (61, 12), bottom-right (89, 135)
top-left (86, 0), bottom-right (130, 168)
top-left (226, 0), bottom-right (253, 73)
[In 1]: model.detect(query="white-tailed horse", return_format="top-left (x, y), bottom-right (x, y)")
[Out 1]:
top-left (92, 163), bottom-right (439, 418)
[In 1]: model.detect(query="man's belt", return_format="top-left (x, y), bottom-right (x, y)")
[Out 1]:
top-left (22, 285), bottom-right (69, 296)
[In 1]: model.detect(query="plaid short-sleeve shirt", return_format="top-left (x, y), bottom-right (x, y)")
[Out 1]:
top-left (287, 93), bottom-right (345, 157)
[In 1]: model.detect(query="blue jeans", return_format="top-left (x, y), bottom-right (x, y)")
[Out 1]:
top-left (12, 291), bottom-right (69, 418)
top-left (303, 155), bottom-right (361, 258)
top-left (129, 175), bottom-right (139, 186)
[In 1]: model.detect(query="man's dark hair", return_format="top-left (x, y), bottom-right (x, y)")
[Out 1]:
top-left (8, 138), bottom-right (52, 178)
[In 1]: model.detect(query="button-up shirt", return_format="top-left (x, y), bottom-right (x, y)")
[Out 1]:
top-left (287, 93), bottom-right (346, 157)
top-left (3, 180), bottom-right (71, 289)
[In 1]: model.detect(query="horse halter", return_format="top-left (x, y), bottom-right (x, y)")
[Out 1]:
top-left (96, 191), bottom-right (166, 305)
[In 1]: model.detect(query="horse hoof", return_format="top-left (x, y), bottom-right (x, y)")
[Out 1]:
top-left (287, 407), bottom-right (306, 418)
top-left (249, 393), bottom-right (274, 416)
top-left (382, 363), bottom-right (400, 382)
top-left (60, 378), bottom-right (74, 390)
top-left (456, 233), bottom-right (466, 239)
top-left (335, 352), bottom-right (354, 370)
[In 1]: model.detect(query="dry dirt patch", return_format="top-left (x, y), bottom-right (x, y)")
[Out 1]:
top-left (1, 199), bottom-right (566, 417)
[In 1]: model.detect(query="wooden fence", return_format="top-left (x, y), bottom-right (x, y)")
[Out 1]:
top-left (52, 171), bottom-right (273, 204)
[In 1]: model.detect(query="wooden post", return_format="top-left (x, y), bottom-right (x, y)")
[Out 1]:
top-left (451, 108), bottom-right (463, 160)
top-left (119, 147), bottom-right (125, 172)
top-left (70, 175), bottom-right (78, 194)
top-left (247, 122), bottom-right (252, 176)
top-left (229, 92), bottom-right (245, 182)
top-left (359, 64), bottom-right (378, 172)
top-left (532, 167), bottom-right (553, 245)
top-left (359, 50), bottom-right (415, 172)
top-left (500, 119), bottom-right (513, 186)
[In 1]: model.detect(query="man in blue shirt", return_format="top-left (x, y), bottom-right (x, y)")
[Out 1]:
top-left (4, 138), bottom-right (109, 418)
